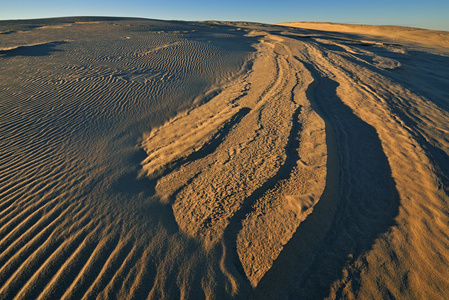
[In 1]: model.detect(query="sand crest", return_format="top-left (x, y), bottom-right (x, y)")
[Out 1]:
top-left (1, 17), bottom-right (449, 299)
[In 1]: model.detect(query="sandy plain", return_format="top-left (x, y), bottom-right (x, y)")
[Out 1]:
top-left (1, 17), bottom-right (449, 299)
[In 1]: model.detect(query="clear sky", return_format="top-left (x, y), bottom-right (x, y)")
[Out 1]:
top-left (1, 0), bottom-right (449, 31)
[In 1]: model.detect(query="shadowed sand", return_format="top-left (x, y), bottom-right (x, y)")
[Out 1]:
top-left (1, 18), bottom-right (449, 299)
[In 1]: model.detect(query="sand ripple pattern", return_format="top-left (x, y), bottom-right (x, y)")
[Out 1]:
top-left (142, 24), bottom-right (449, 299)
top-left (1, 18), bottom-right (449, 299)
top-left (0, 18), bottom-right (254, 299)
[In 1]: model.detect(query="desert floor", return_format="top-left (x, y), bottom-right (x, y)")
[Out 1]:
top-left (1, 17), bottom-right (449, 299)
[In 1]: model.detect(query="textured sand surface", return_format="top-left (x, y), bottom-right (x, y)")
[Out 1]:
top-left (1, 18), bottom-right (449, 299)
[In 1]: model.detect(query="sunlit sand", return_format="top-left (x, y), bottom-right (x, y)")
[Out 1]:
top-left (1, 17), bottom-right (448, 299)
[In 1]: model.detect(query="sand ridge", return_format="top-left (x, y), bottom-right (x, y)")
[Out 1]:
top-left (278, 21), bottom-right (449, 54)
top-left (1, 17), bottom-right (449, 299)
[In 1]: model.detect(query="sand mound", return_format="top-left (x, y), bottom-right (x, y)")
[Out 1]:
top-left (1, 18), bottom-right (449, 299)
top-left (278, 21), bottom-right (449, 54)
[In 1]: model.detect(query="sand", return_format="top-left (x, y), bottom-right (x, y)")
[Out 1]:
top-left (1, 17), bottom-right (448, 299)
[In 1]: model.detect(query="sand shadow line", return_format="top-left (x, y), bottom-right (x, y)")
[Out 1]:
top-left (148, 107), bottom-right (251, 185)
top-left (252, 61), bottom-right (400, 299)
top-left (222, 102), bottom-right (304, 285)
top-left (0, 41), bottom-right (67, 58)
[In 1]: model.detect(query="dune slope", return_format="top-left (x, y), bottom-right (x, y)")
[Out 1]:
top-left (1, 18), bottom-right (449, 299)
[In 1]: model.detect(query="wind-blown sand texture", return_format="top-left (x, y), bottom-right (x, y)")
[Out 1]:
top-left (1, 17), bottom-right (449, 299)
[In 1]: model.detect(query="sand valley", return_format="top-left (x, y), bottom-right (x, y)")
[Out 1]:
top-left (1, 17), bottom-right (449, 299)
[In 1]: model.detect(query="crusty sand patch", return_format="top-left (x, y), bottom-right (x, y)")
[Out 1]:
top-left (1, 17), bottom-right (449, 299)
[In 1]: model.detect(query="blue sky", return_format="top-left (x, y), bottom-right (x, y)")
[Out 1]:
top-left (1, 0), bottom-right (449, 31)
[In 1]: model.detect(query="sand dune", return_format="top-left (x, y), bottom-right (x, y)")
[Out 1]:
top-left (278, 22), bottom-right (449, 54)
top-left (1, 17), bottom-right (449, 299)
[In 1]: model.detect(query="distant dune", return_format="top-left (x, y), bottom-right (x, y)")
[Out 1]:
top-left (278, 21), bottom-right (449, 53)
top-left (1, 17), bottom-right (448, 299)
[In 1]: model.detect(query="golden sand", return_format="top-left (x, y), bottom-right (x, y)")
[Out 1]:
top-left (1, 18), bottom-right (448, 299)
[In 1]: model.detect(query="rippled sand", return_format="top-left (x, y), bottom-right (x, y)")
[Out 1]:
top-left (1, 17), bottom-right (448, 299)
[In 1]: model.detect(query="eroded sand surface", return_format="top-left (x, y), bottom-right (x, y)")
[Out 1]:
top-left (1, 18), bottom-right (449, 299)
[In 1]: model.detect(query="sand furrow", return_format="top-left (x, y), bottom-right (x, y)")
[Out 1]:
top-left (268, 34), bottom-right (449, 298)
top-left (59, 232), bottom-right (122, 300)
top-left (1, 18), bottom-right (448, 299)
top-left (97, 244), bottom-right (142, 299)
top-left (149, 42), bottom-right (296, 246)
top-left (0, 207), bottom-right (88, 291)
top-left (0, 164), bottom-right (77, 233)
top-left (0, 163), bottom-right (70, 215)
top-left (0, 198), bottom-right (74, 265)
top-left (142, 35), bottom-right (328, 290)
top-left (0, 219), bottom-right (98, 299)
top-left (125, 249), bottom-right (158, 300)
top-left (0, 201), bottom-right (86, 267)
top-left (34, 224), bottom-right (110, 300)
top-left (235, 58), bottom-right (327, 286)
top-left (81, 237), bottom-right (137, 300)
